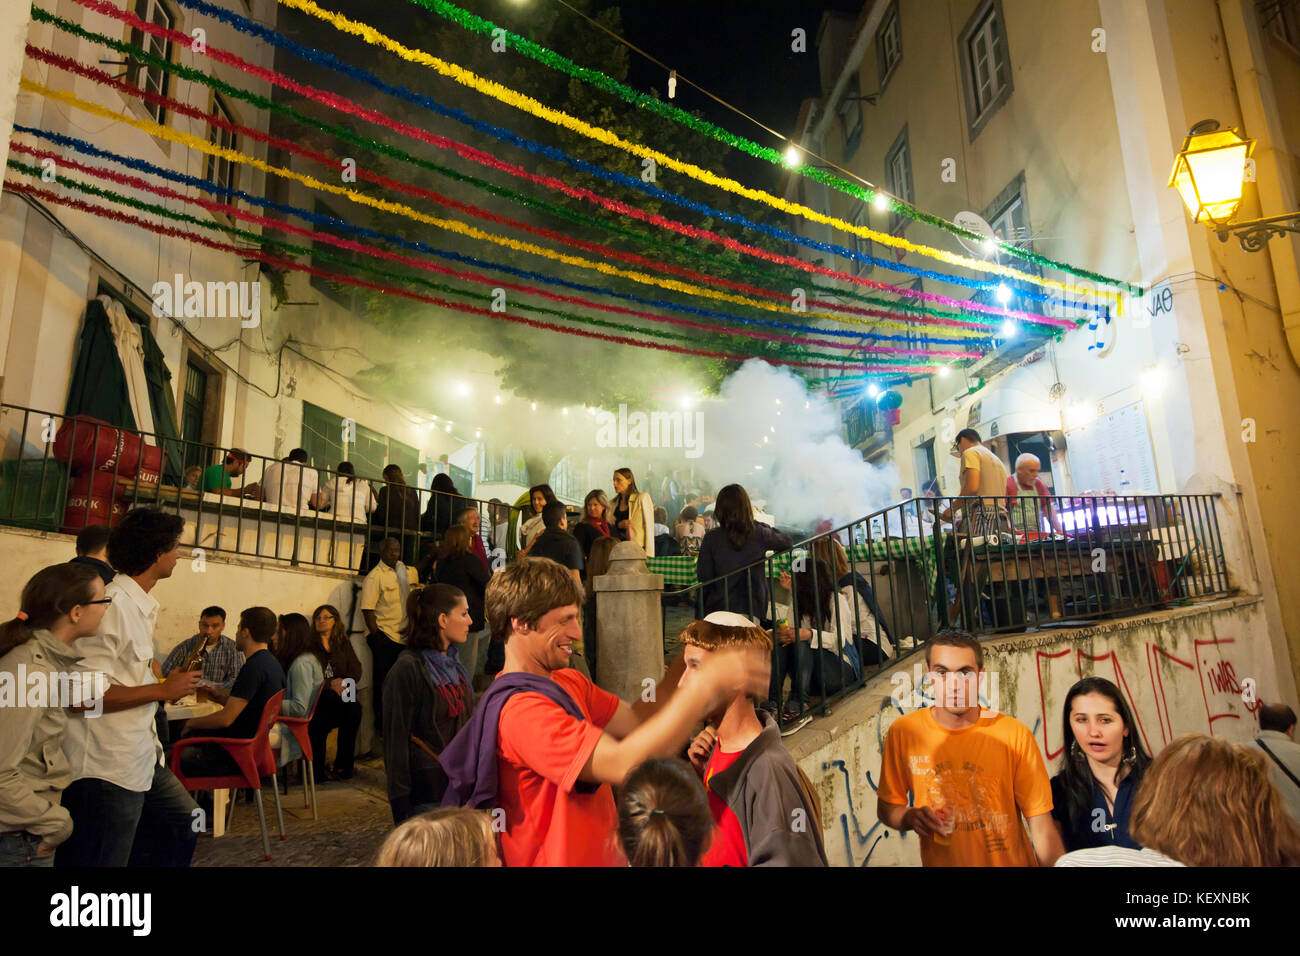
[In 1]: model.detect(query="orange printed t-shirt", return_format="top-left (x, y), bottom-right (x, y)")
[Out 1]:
top-left (878, 707), bottom-right (1053, 866)
top-left (495, 668), bottom-right (624, 867)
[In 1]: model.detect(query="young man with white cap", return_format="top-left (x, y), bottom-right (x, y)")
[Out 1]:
top-left (683, 611), bottom-right (828, 867)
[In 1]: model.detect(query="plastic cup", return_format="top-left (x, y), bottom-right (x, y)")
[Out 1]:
top-left (930, 802), bottom-right (955, 846)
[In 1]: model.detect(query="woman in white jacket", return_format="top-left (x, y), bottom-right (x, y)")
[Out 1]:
top-left (772, 559), bottom-right (862, 722)
top-left (611, 468), bottom-right (655, 557)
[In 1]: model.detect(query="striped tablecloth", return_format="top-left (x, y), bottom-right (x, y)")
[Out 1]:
top-left (648, 538), bottom-right (936, 587)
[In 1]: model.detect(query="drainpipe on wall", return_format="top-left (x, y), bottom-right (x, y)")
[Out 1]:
top-left (1216, 0), bottom-right (1300, 371)
top-left (808, 2), bottom-right (888, 154)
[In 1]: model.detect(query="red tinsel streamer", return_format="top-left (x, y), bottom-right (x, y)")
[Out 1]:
top-left (6, 180), bottom-right (939, 373)
top-left (9, 142), bottom-right (980, 360)
top-left (53, 3), bottom-right (1071, 328)
top-left (28, 45), bottom-right (984, 333)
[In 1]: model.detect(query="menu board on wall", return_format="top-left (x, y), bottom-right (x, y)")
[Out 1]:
top-left (1063, 400), bottom-right (1160, 493)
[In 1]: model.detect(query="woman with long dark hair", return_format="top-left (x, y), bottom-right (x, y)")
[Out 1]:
top-left (276, 612), bottom-right (326, 774)
top-left (517, 483), bottom-right (557, 554)
top-left (772, 558), bottom-right (861, 723)
top-left (811, 536), bottom-right (893, 666)
top-left (0, 563), bottom-right (108, 866)
top-left (611, 468), bottom-right (655, 556)
top-left (1051, 677), bottom-right (1152, 852)
top-left (572, 489), bottom-right (612, 563)
top-left (421, 472), bottom-right (464, 542)
top-left (307, 604), bottom-right (363, 780)
top-left (433, 525), bottom-right (490, 678)
top-left (382, 584), bottom-right (475, 824)
top-left (370, 464), bottom-right (421, 568)
top-left (696, 484), bottom-right (791, 620)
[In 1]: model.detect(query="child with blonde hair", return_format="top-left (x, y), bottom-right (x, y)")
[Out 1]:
top-left (374, 807), bottom-right (499, 867)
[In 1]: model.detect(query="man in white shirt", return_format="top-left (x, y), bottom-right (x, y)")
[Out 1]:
top-left (260, 448), bottom-right (319, 513)
top-left (1256, 703), bottom-right (1300, 827)
top-left (56, 508), bottom-right (203, 867)
top-left (361, 536), bottom-right (417, 739)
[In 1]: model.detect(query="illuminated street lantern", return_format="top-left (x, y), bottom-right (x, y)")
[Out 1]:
top-left (1169, 120), bottom-right (1299, 251)
top-left (1168, 120), bottom-right (1253, 226)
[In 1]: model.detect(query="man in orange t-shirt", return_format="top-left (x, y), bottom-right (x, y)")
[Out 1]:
top-left (877, 629), bottom-right (1063, 866)
top-left (459, 557), bottom-right (770, 867)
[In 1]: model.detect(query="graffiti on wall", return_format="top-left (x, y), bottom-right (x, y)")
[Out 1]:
top-left (1034, 637), bottom-right (1261, 758)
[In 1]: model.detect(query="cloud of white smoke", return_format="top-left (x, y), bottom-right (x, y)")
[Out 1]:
top-left (694, 360), bottom-right (900, 530)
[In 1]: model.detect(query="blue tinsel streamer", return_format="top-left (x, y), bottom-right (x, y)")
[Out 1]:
top-left (165, 0), bottom-right (1104, 316)
top-left (15, 123), bottom-right (985, 349)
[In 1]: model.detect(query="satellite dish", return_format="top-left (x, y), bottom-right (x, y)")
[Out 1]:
top-left (953, 211), bottom-right (997, 259)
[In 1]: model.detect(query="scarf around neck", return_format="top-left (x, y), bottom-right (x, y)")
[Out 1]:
top-left (420, 648), bottom-right (472, 718)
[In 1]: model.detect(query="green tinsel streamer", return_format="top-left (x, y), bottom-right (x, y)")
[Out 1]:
top-left (7, 157), bottom-right (934, 368)
top-left (413, 0), bottom-right (1142, 296)
top-left (33, 6), bottom-right (1007, 334)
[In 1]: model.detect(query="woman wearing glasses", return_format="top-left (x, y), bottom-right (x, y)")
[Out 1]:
top-left (0, 563), bottom-right (111, 866)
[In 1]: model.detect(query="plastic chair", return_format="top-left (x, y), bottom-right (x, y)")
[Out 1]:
top-left (171, 690), bottom-right (287, 862)
top-left (274, 682), bottom-right (325, 820)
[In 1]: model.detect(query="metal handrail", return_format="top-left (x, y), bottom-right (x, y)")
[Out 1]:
top-left (657, 491), bottom-right (1232, 730)
top-left (0, 401), bottom-right (522, 572)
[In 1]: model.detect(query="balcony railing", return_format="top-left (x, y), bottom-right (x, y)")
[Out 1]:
top-left (653, 491), bottom-right (1233, 729)
top-left (0, 403), bottom-right (520, 573)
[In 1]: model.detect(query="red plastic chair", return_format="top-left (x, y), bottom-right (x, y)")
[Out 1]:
top-left (274, 682), bottom-right (325, 820)
top-left (171, 690), bottom-right (287, 862)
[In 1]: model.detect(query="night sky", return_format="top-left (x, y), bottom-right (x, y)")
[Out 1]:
top-left (617, 0), bottom-right (865, 187)
top-left (280, 0), bottom-right (866, 187)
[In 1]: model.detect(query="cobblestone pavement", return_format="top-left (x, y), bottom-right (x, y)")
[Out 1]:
top-left (192, 754), bottom-right (393, 867)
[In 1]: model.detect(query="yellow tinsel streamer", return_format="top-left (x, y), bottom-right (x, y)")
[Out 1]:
top-left (21, 79), bottom-right (995, 338)
top-left (273, 0), bottom-right (1119, 316)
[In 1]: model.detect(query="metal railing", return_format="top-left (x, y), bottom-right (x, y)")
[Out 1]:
top-left (0, 403), bottom-right (521, 573)
top-left (656, 491), bottom-right (1232, 729)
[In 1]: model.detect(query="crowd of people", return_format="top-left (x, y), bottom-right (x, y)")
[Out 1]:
top-left (2, 452), bottom-right (1298, 869)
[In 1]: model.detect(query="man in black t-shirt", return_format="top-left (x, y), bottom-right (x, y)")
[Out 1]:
top-left (177, 607), bottom-right (286, 777)
top-left (527, 503), bottom-right (584, 586)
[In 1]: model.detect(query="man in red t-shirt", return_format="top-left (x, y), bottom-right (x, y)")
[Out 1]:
top-left (483, 558), bottom-right (770, 867)
top-left (684, 612), bottom-right (827, 867)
